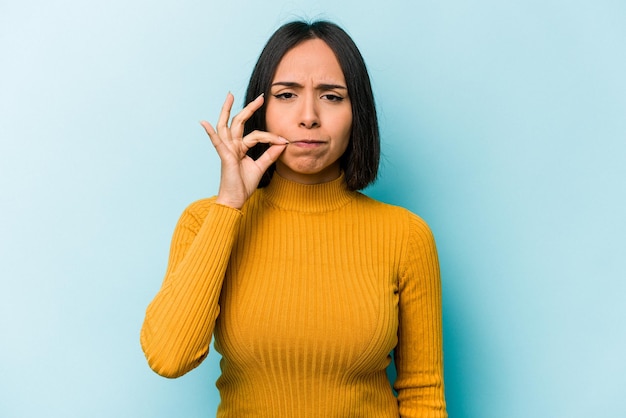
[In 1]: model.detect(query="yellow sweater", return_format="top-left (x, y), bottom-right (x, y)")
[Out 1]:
top-left (141, 173), bottom-right (447, 417)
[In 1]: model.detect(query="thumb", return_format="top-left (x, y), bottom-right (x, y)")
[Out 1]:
top-left (254, 143), bottom-right (288, 173)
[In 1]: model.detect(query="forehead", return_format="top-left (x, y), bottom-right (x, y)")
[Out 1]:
top-left (273, 38), bottom-right (346, 83)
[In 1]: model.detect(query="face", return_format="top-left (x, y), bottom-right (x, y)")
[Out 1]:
top-left (265, 38), bottom-right (352, 185)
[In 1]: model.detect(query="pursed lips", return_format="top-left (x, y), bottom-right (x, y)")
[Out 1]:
top-left (289, 139), bottom-right (327, 146)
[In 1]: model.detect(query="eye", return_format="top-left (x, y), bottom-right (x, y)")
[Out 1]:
top-left (322, 94), bottom-right (344, 102)
top-left (273, 92), bottom-right (296, 100)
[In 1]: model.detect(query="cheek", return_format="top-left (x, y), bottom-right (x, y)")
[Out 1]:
top-left (340, 112), bottom-right (353, 141)
top-left (325, 105), bottom-right (352, 137)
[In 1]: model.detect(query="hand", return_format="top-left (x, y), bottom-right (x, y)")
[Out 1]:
top-left (200, 92), bottom-right (289, 209)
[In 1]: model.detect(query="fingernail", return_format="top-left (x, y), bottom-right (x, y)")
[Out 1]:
top-left (279, 136), bottom-right (289, 144)
top-left (256, 92), bottom-right (265, 100)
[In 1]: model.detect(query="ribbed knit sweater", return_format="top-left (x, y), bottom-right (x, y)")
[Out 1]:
top-left (141, 173), bottom-right (447, 417)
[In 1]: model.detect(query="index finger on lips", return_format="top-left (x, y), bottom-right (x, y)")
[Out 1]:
top-left (241, 130), bottom-right (289, 150)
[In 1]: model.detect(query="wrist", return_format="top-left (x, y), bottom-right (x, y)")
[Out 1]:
top-left (215, 195), bottom-right (244, 210)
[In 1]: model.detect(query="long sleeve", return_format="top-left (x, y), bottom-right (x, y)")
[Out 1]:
top-left (140, 199), bottom-right (242, 378)
top-left (395, 214), bottom-right (447, 417)
top-left (140, 173), bottom-right (448, 416)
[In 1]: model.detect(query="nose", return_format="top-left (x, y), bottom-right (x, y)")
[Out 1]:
top-left (299, 93), bottom-right (320, 129)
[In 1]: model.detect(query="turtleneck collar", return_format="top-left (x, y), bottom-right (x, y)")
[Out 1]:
top-left (261, 172), bottom-right (356, 213)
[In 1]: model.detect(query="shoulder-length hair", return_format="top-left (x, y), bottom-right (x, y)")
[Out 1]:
top-left (244, 20), bottom-right (380, 191)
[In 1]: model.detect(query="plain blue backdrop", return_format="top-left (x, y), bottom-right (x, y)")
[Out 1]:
top-left (1, 1), bottom-right (625, 417)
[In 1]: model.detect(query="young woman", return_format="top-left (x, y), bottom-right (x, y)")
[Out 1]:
top-left (141, 20), bottom-right (447, 417)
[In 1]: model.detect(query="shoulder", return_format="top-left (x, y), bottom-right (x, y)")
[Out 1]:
top-left (355, 193), bottom-right (437, 259)
top-left (175, 197), bottom-right (225, 234)
top-left (181, 197), bottom-right (217, 221)
top-left (354, 193), bottom-right (433, 232)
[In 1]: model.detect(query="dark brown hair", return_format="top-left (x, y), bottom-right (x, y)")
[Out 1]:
top-left (244, 20), bottom-right (380, 191)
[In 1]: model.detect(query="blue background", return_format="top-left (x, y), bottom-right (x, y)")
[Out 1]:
top-left (1, 1), bottom-right (625, 417)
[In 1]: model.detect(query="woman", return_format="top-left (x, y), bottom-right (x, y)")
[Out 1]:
top-left (141, 20), bottom-right (447, 417)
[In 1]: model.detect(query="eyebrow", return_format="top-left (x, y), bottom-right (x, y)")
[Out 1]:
top-left (271, 81), bottom-right (347, 90)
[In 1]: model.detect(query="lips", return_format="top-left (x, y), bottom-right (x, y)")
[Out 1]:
top-left (290, 139), bottom-right (325, 144)
top-left (289, 139), bottom-right (326, 149)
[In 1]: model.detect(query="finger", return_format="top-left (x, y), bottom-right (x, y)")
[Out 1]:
top-left (230, 93), bottom-right (265, 139)
top-left (241, 130), bottom-right (289, 150)
top-left (254, 143), bottom-right (288, 172)
top-left (200, 120), bottom-right (225, 150)
top-left (216, 92), bottom-right (235, 140)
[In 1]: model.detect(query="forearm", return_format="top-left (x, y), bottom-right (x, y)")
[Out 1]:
top-left (140, 202), bottom-right (242, 378)
top-left (395, 213), bottom-right (447, 417)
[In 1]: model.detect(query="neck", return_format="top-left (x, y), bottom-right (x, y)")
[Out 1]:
top-left (262, 171), bottom-right (355, 213)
